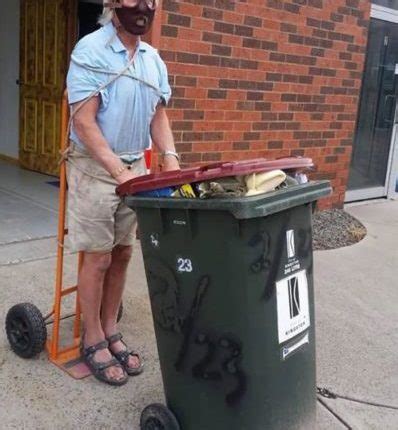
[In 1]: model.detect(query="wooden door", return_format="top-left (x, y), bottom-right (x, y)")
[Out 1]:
top-left (19, 0), bottom-right (76, 175)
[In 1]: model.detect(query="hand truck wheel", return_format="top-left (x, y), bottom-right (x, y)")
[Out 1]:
top-left (140, 403), bottom-right (180, 430)
top-left (5, 303), bottom-right (47, 358)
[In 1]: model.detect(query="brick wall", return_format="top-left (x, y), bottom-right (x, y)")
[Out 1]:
top-left (159, 0), bottom-right (371, 208)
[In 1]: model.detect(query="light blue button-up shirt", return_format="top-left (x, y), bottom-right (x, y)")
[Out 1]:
top-left (67, 22), bottom-right (172, 156)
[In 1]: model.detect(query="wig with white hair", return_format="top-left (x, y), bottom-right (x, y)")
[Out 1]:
top-left (98, 7), bottom-right (115, 26)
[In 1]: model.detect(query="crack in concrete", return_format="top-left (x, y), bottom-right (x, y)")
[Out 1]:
top-left (0, 252), bottom-right (73, 267)
top-left (0, 186), bottom-right (58, 214)
top-left (317, 397), bottom-right (352, 429)
top-left (0, 235), bottom-right (57, 248)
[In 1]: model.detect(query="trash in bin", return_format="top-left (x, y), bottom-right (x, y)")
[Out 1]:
top-left (117, 158), bottom-right (315, 200)
top-left (295, 172), bottom-right (309, 184)
top-left (196, 170), bottom-right (300, 199)
top-left (171, 184), bottom-right (197, 198)
top-left (244, 169), bottom-right (287, 196)
top-left (116, 158), bottom-right (331, 430)
top-left (196, 177), bottom-right (246, 199)
top-left (136, 187), bottom-right (175, 198)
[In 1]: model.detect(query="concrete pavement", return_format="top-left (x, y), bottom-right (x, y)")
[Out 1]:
top-left (315, 200), bottom-right (398, 429)
top-left (0, 240), bottom-right (346, 429)
top-left (0, 164), bottom-right (397, 429)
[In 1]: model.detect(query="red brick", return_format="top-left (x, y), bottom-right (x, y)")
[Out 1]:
top-left (159, 0), bottom-right (369, 207)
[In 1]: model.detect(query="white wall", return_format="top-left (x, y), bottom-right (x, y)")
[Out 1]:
top-left (0, 0), bottom-right (20, 159)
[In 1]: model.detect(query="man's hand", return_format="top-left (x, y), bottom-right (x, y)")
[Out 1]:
top-left (115, 169), bottom-right (138, 185)
top-left (162, 155), bottom-right (180, 172)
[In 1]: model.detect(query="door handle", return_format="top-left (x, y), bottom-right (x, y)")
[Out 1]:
top-left (384, 94), bottom-right (396, 124)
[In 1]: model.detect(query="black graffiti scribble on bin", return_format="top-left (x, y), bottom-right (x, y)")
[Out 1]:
top-left (175, 275), bottom-right (210, 372)
top-left (146, 257), bottom-right (183, 333)
top-left (248, 231), bottom-right (271, 274)
top-left (219, 335), bottom-right (247, 407)
top-left (192, 332), bottom-right (222, 381)
top-left (248, 216), bottom-right (293, 300)
top-left (145, 258), bottom-right (247, 406)
top-left (297, 226), bottom-right (313, 272)
top-left (192, 332), bottom-right (247, 407)
top-left (261, 217), bottom-right (292, 300)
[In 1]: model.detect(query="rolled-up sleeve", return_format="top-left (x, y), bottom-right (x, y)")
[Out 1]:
top-left (66, 42), bottom-right (109, 106)
top-left (156, 56), bottom-right (172, 106)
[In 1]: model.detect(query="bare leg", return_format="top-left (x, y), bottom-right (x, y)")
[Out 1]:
top-left (101, 245), bottom-right (141, 369)
top-left (79, 251), bottom-right (126, 381)
top-left (100, 245), bottom-right (131, 330)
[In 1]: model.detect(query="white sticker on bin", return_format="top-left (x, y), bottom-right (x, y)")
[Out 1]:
top-left (281, 333), bottom-right (309, 360)
top-left (150, 233), bottom-right (160, 248)
top-left (276, 270), bottom-right (310, 344)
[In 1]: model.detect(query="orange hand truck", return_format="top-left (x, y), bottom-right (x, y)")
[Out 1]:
top-left (4, 92), bottom-right (129, 378)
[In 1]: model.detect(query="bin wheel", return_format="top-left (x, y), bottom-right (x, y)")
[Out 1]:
top-left (117, 301), bottom-right (124, 323)
top-left (5, 303), bottom-right (47, 359)
top-left (140, 404), bottom-right (180, 430)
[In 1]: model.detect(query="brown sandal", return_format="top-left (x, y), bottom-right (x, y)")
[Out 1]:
top-left (81, 340), bottom-right (128, 386)
top-left (106, 333), bottom-right (144, 376)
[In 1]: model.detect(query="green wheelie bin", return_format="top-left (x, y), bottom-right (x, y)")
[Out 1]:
top-left (117, 159), bottom-right (331, 430)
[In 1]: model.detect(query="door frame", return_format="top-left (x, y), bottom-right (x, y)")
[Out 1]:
top-left (345, 3), bottom-right (398, 202)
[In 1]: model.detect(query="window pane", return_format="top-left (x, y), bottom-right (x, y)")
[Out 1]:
top-left (373, 0), bottom-right (398, 10)
top-left (348, 18), bottom-right (398, 191)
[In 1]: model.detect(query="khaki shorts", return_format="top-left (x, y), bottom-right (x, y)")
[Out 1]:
top-left (66, 146), bottom-right (146, 253)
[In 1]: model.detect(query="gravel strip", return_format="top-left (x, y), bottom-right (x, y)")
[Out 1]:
top-left (312, 209), bottom-right (367, 251)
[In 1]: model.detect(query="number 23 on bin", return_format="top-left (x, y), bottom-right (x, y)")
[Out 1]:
top-left (177, 257), bottom-right (193, 273)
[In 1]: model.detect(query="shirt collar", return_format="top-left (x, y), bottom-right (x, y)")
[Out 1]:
top-left (103, 22), bottom-right (147, 53)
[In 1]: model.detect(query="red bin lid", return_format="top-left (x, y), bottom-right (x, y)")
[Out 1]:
top-left (116, 157), bottom-right (314, 197)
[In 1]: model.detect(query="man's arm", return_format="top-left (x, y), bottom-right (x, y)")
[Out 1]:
top-left (72, 96), bottom-right (136, 184)
top-left (150, 105), bottom-right (180, 171)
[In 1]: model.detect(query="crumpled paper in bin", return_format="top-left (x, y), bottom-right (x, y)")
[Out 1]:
top-left (244, 169), bottom-right (287, 196)
top-left (197, 177), bottom-right (246, 199)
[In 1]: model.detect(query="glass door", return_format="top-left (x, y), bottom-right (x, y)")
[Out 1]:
top-left (346, 18), bottom-right (398, 200)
